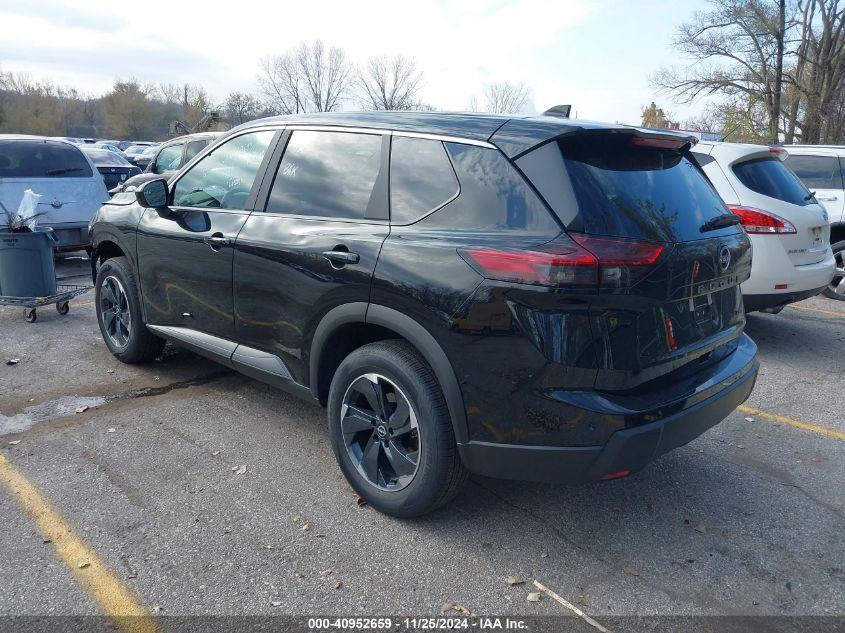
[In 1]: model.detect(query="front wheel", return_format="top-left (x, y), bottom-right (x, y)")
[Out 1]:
top-left (823, 240), bottom-right (845, 301)
top-left (327, 341), bottom-right (467, 518)
top-left (95, 256), bottom-right (165, 363)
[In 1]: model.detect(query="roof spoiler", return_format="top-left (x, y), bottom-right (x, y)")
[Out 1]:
top-left (543, 105), bottom-right (571, 119)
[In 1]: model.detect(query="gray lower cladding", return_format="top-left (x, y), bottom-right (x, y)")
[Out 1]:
top-left (146, 325), bottom-right (296, 385)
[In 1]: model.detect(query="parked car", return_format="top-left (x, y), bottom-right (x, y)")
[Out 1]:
top-left (781, 145), bottom-right (845, 300)
top-left (90, 141), bottom-right (124, 155)
top-left (88, 112), bottom-right (759, 517)
top-left (80, 147), bottom-right (142, 192)
top-left (110, 132), bottom-right (223, 194)
top-left (128, 145), bottom-right (159, 170)
top-left (0, 135), bottom-right (108, 250)
top-left (691, 142), bottom-right (834, 313)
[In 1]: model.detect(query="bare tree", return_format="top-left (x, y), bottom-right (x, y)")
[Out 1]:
top-left (357, 55), bottom-right (424, 110)
top-left (259, 41), bottom-right (352, 114)
top-left (482, 81), bottom-right (530, 114)
top-left (224, 92), bottom-right (261, 125)
top-left (789, 0), bottom-right (845, 143)
top-left (652, 0), bottom-right (789, 143)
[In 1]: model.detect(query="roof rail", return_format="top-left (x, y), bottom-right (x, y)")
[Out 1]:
top-left (543, 105), bottom-right (571, 119)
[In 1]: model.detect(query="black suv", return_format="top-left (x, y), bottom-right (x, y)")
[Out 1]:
top-left (88, 112), bottom-right (759, 517)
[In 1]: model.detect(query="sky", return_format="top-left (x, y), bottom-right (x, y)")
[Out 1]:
top-left (0, 0), bottom-right (715, 126)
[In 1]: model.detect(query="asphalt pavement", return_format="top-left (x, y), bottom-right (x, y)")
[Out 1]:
top-left (1, 252), bottom-right (842, 630)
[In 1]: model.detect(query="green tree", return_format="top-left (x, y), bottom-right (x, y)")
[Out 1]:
top-left (100, 80), bottom-right (154, 139)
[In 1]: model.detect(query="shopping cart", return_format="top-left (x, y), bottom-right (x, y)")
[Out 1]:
top-left (0, 283), bottom-right (92, 323)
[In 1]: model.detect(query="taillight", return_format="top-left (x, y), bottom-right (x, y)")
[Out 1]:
top-left (459, 235), bottom-right (664, 288)
top-left (728, 205), bottom-right (796, 234)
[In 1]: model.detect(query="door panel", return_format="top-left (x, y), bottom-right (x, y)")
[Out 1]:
top-left (233, 215), bottom-right (388, 384)
top-left (138, 208), bottom-right (248, 338)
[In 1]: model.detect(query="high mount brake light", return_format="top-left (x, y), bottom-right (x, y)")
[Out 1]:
top-left (768, 146), bottom-right (789, 160)
top-left (460, 236), bottom-right (664, 288)
top-left (629, 136), bottom-right (688, 150)
top-left (727, 205), bottom-right (797, 234)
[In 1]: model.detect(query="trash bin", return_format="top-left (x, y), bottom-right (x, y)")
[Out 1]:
top-left (0, 227), bottom-right (59, 297)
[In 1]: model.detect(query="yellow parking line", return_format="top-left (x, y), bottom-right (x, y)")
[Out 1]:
top-left (787, 304), bottom-right (845, 318)
top-left (738, 405), bottom-right (845, 441)
top-left (0, 453), bottom-right (160, 633)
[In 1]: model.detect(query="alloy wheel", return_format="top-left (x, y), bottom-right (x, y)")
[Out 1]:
top-left (340, 373), bottom-right (420, 491)
top-left (99, 275), bottom-right (132, 348)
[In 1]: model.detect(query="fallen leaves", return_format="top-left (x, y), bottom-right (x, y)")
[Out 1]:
top-left (231, 464), bottom-right (247, 475)
top-left (623, 567), bottom-right (640, 577)
top-left (77, 562), bottom-right (90, 569)
top-left (441, 603), bottom-right (471, 615)
top-left (270, 600), bottom-right (282, 607)
top-left (75, 406), bottom-right (89, 414)
top-left (8, 440), bottom-right (21, 446)
top-left (526, 592), bottom-right (542, 603)
top-left (693, 521), bottom-right (707, 534)
top-left (107, 428), bottom-right (116, 433)
top-left (505, 575), bottom-right (525, 586)
top-left (319, 569), bottom-right (332, 578)
top-left (744, 416), bottom-right (755, 422)
top-left (354, 494), bottom-right (367, 507)
top-left (333, 580), bottom-right (343, 590)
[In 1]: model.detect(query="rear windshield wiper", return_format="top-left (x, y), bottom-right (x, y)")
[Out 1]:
top-left (804, 190), bottom-right (817, 201)
top-left (45, 167), bottom-right (85, 176)
top-left (700, 213), bottom-right (741, 232)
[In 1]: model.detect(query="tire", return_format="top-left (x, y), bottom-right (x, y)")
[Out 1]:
top-left (823, 240), bottom-right (845, 301)
top-left (95, 256), bottom-right (165, 363)
top-left (327, 340), bottom-right (468, 518)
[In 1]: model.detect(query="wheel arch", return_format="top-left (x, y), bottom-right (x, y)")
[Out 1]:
top-left (829, 222), bottom-right (845, 246)
top-left (309, 303), bottom-right (469, 445)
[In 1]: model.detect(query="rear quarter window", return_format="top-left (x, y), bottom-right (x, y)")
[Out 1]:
top-left (0, 140), bottom-right (93, 178)
top-left (518, 134), bottom-right (735, 242)
top-left (784, 154), bottom-right (844, 190)
top-left (416, 143), bottom-right (559, 235)
top-left (390, 136), bottom-right (458, 224)
top-left (732, 156), bottom-right (811, 206)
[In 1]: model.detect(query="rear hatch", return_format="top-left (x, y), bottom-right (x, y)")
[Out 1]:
top-left (515, 131), bottom-right (752, 390)
top-left (729, 152), bottom-right (830, 266)
top-left (0, 139), bottom-right (108, 225)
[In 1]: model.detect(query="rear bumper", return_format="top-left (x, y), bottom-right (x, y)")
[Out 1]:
top-left (744, 285), bottom-right (827, 312)
top-left (458, 335), bottom-right (759, 483)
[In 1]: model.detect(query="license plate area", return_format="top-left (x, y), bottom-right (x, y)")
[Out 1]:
top-left (811, 226), bottom-right (823, 248)
top-left (690, 292), bottom-right (714, 324)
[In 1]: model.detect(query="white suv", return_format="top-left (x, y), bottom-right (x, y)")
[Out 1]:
top-left (782, 146), bottom-right (845, 300)
top-left (691, 142), bottom-right (834, 312)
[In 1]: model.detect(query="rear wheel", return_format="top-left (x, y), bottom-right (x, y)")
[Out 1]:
top-left (327, 340), bottom-right (467, 518)
top-left (823, 240), bottom-right (845, 301)
top-left (95, 257), bottom-right (165, 363)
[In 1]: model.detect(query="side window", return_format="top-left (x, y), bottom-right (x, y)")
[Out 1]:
top-left (418, 143), bottom-right (560, 234)
top-left (390, 136), bottom-right (458, 224)
top-left (184, 140), bottom-right (208, 164)
top-left (153, 144), bottom-right (184, 174)
top-left (172, 131), bottom-right (274, 210)
top-left (784, 154), bottom-right (844, 190)
top-left (266, 130), bottom-right (382, 219)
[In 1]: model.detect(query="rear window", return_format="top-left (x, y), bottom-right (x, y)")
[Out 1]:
top-left (518, 134), bottom-right (734, 242)
top-left (732, 156), bottom-right (811, 206)
top-left (0, 140), bottom-right (93, 178)
top-left (784, 154), bottom-right (844, 190)
top-left (84, 149), bottom-right (130, 166)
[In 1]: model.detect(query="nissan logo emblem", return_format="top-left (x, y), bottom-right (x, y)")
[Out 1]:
top-left (718, 245), bottom-right (731, 272)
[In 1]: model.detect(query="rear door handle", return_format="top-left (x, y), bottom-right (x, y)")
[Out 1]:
top-left (204, 234), bottom-right (231, 250)
top-left (322, 250), bottom-right (360, 265)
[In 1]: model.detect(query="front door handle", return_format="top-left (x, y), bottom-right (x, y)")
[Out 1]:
top-left (204, 233), bottom-right (231, 250)
top-left (322, 250), bottom-right (360, 265)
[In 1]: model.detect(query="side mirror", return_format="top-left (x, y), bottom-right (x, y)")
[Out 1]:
top-left (136, 179), bottom-right (169, 208)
